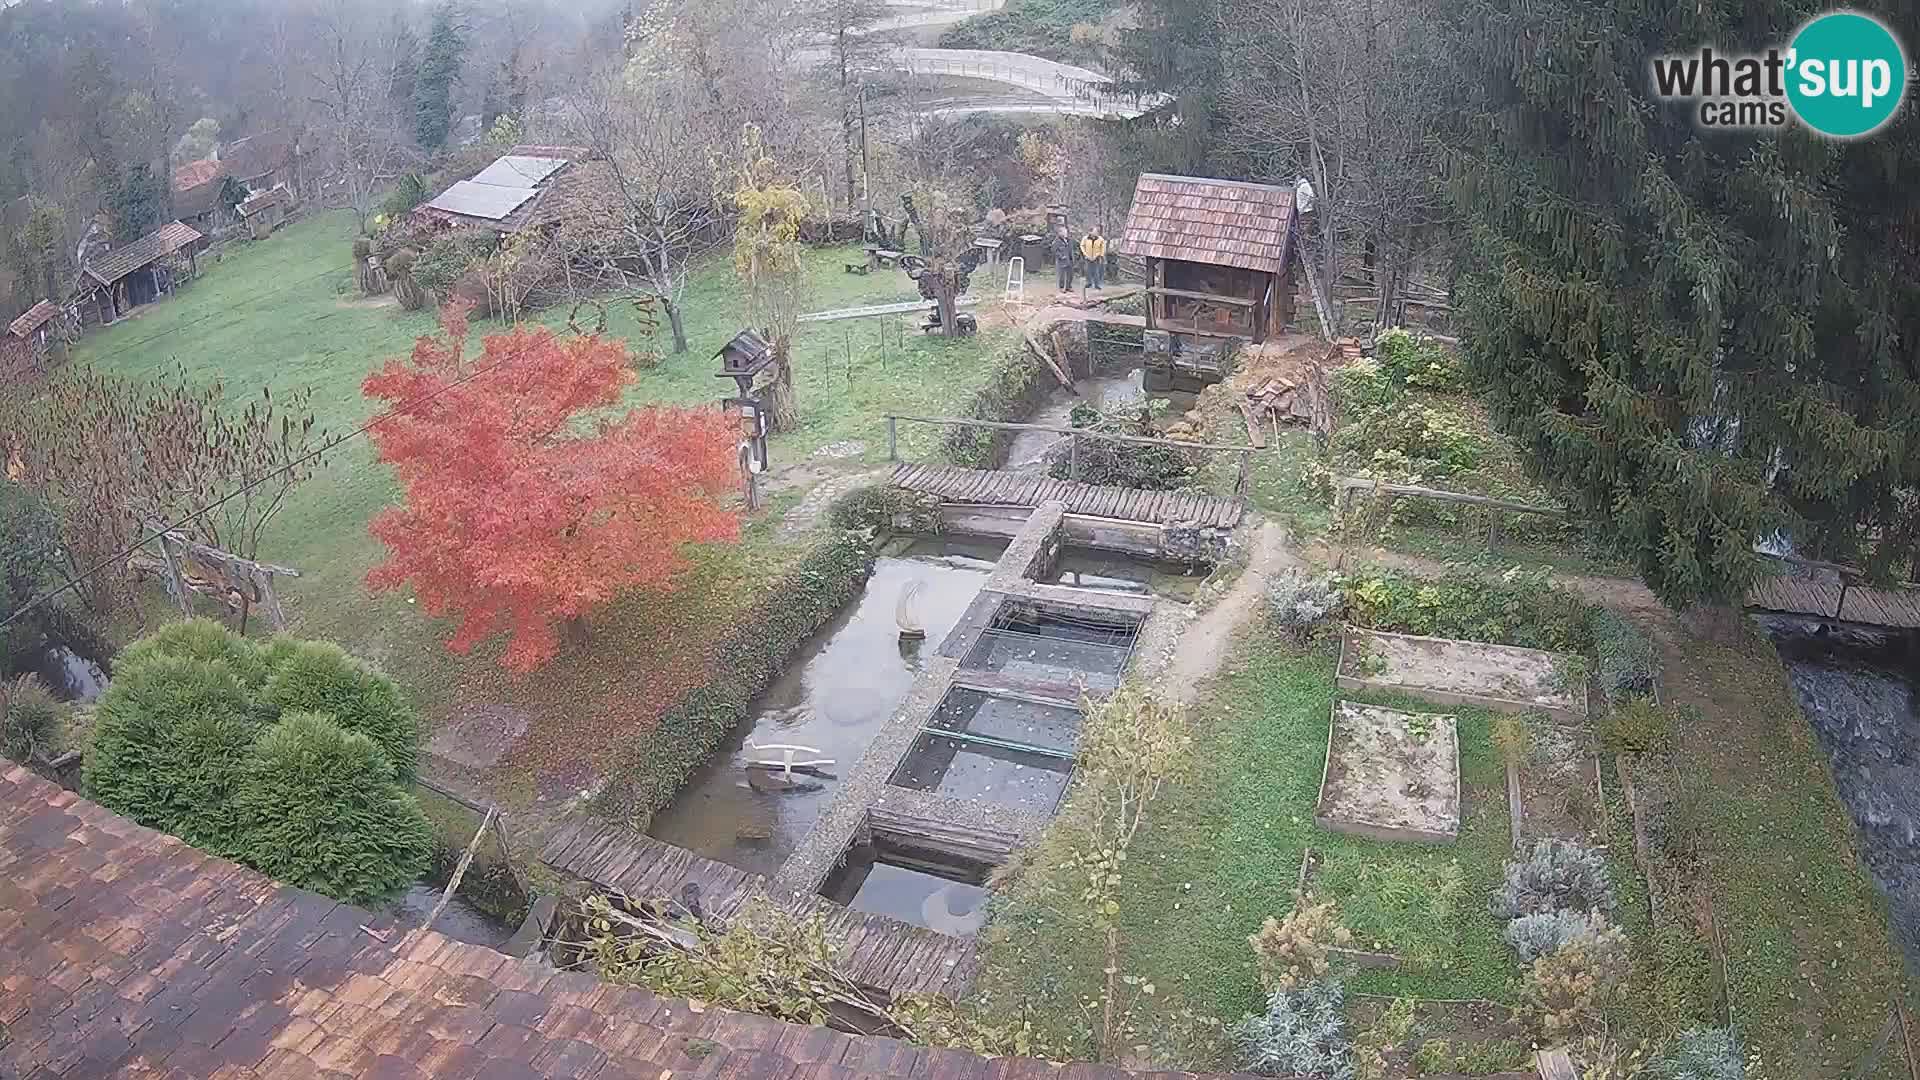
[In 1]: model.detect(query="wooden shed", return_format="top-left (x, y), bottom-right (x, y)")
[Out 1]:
top-left (1120, 173), bottom-right (1299, 346)
top-left (72, 221), bottom-right (204, 327)
top-left (238, 187), bottom-right (290, 240)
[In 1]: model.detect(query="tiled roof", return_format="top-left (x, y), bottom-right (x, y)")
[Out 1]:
top-left (172, 158), bottom-right (228, 193)
top-left (8, 299), bottom-right (59, 338)
top-left (221, 129), bottom-right (297, 182)
top-left (0, 764), bottom-right (1226, 1080)
top-left (82, 221), bottom-right (203, 287)
top-left (239, 187), bottom-right (289, 217)
top-left (1119, 174), bottom-right (1296, 275)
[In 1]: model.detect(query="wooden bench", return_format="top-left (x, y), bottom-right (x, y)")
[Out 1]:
top-left (864, 247), bottom-right (905, 270)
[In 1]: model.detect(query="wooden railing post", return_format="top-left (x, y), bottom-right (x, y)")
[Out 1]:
top-left (1068, 434), bottom-right (1080, 481)
top-left (887, 416), bottom-right (898, 462)
top-left (1234, 448), bottom-right (1250, 500)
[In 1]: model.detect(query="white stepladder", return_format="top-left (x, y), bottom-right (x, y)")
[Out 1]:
top-left (1005, 256), bottom-right (1025, 303)
top-left (747, 742), bottom-right (835, 779)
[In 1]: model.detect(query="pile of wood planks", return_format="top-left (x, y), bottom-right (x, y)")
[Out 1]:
top-left (1328, 336), bottom-right (1365, 363)
top-left (1236, 375), bottom-right (1315, 448)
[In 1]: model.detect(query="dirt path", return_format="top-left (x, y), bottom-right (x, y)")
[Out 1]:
top-left (1161, 520), bottom-right (1300, 703)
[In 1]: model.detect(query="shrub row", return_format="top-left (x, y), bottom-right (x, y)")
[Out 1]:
top-left (596, 530), bottom-right (877, 822)
top-left (944, 347), bottom-right (1049, 469)
top-left (84, 620), bottom-right (431, 905)
top-left (827, 485), bottom-right (943, 535)
top-left (1339, 566), bottom-right (1598, 654)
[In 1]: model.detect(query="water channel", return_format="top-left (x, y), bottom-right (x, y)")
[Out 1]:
top-left (648, 538), bottom-right (1005, 876)
top-left (1005, 366), bottom-right (1198, 471)
top-left (1760, 615), bottom-right (1920, 966)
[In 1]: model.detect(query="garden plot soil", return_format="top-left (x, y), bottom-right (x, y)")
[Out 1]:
top-left (1516, 722), bottom-right (1601, 845)
top-left (1340, 627), bottom-right (1586, 722)
top-left (1316, 701), bottom-right (1461, 843)
top-left (1347, 997), bottom-right (1533, 1079)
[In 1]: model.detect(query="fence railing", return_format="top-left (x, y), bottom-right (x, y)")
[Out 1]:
top-left (885, 413), bottom-right (1260, 503)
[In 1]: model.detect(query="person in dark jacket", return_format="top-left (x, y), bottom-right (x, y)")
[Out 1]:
top-left (1051, 225), bottom-right (1076, 292)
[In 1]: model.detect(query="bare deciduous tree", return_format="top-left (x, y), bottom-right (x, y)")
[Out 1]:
top-left (308, 0), bottom-right (419, 234)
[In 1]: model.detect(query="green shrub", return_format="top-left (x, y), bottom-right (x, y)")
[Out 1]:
top-left (1374, 329), bottom-right (1464, 393)
top-left (1334, 402), bottom-right (1490, 481)
top-left (1596, 696), bottom-right (1679, 755)
top-left (1235, 979), bottom-right (1354, 1077)
top-left (116, 617), bottom-right (271, 688)
top-left (1591, 609), bottom-right (1657, 703)
top-left (1522, 920), bottom-right (1631, 1037)
top-left (258, 640), bottom-right (421, 782)
top-left (0, 675), bottom-right (62, 762)
top-left (1048, 401), bottom-right (1200, 490)
top-left (1652, 1028), bottom-right (1743, 1080)
top-left (1340, 568), bottom-right (1596, 653)
top-left (233, 711), bottom-right (433, 904)
top-left (1492, 839), bottom-right (1617, 919)
top-left (380, 173), bottom-right (429, 219)
top-left (827, 485), bottom-right (942, 535)
top-left (945, 348), bottom-right (1046, 468)
top-left (411, 229), bottom-right (496, 296)
top-left (1265, 568), bottom-right (1343, 643)
top-left (591, 530), bottom-right (876, 822)
top-left (936, 0), bottom-right (1120, 63)
top-left (1504, 909), bottom-right (1609, 963)
top-left (85, 653), bottom-right (262, 851)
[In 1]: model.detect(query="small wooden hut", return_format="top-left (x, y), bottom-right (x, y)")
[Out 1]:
top-left (238, 187), bottom-right (290, 239)
top-left (73, 221), bottom-right (204, 328)
top-left (5, 300), bottom-right (64, 374)
top-left (1120, 174), bottom-right (1299, 388)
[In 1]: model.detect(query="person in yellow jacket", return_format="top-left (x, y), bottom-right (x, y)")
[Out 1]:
top-left (1080, 227), bottom-right (1108, 290)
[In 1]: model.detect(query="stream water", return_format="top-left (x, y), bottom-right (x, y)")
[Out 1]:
top-left (1760, 615), bottom-right (1920, 966)
top-left (648, 538), bottom-right (1004, 876)
top-left (389, 882), bottom-right (519, 949)
top-left (25, 643), bottom-right (108, 704)
top-left (1005, 366), bottom-right (1198, 470)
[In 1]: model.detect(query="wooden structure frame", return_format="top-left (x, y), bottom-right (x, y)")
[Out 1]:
top-left (134, 525), bottom-right (301, 632)
top-left (1120, 173), bottom-right (1299, 346)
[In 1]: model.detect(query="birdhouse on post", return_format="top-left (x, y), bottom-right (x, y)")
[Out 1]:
top-left (716, 329), bottom-right (775, 505)
top-left (715, 329), bottom-right (775, 398)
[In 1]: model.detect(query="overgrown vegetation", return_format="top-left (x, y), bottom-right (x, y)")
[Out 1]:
top-left (83, 620), bottom-right (430, 904)
top-left (1235, 979), bottom-right (1353, 1078)
top-left (1339, 566), bottom-right (1597, 654)
top-left (937, 0), bottom-right (1122, 65)
top-left (944, 347), bottom-right (1049, 469)
top-left (1051, 401), bottom-right (1201, 490)
top-left (0, 675), bottom-right (61, 764)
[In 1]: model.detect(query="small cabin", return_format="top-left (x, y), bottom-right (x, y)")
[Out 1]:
top-left (1120, 174), bottom-right (1300, 364)
top-left (73, 221), bottom-right (204, 328)
top-left (239, 187), bottom-right (290, 240)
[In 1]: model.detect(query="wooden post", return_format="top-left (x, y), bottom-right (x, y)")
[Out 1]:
top-left (1068, 434), bottom-right (1080, 482)
top-left (1487, 514), bottom-right (1503, 551)
top-left (1234, 448), bottom-right (1250, 500)
top-left (156, 532), bottom-right (192, 617)
top-left (887, 416), bottom-right (898, 462)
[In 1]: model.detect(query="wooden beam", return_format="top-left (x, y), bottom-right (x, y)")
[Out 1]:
top-left (1333, 476), bottom-right (1566, 518)
top-left (886, 414), bottom-right (1252, 453)
top-left (1147, 286), bottom-right (1258, 308)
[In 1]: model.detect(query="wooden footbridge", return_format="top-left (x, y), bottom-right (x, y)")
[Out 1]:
top-left (892, 462), bottom-right (1244, 527)
top-left (1746, 560), bottom-right (1920, 629)
top-left (538, 819), bottom-right (979, 998)
top-left (885, 413), bottom-right (1252, 528)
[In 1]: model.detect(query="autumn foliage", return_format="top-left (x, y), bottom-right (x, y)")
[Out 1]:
top-left (363, 305), bottom-right (741, 672)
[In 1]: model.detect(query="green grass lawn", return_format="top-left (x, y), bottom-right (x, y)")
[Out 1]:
top-left (70, 209), bottom-right (1023, 804)
top-left (974, 628), bottom-right (1514, 1064)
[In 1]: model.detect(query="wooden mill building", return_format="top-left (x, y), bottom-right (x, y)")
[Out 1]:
top-left (1120, 173), bottom-right (1300, 389)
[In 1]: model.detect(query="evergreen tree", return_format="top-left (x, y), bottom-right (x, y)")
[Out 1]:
top-left (108, 162), bottom-right (165, 240)
top-left (413, 3), bottom-right (468, 152)
top-left (1103, 0), bottom-right (1228, 175)
top-left (1435, 0), bottom-right (1920, 605)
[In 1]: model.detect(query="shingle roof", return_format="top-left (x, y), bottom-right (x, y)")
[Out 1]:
top-left (0, 764), bottom-right (1237, 1080)
top-left (1119, 174), bottom-right (1297, 275)
top-left (81, 221), bottom-right (203, 287)
top-left (8, 299), bottom-right (59, 338)
top-left (221, 129), bottom-right (297, 182)
top-left (172, 157), bottom-right (227, 193)
top-left (239, 187), bottom-right (289, 217)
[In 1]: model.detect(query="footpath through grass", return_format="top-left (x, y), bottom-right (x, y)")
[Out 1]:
top-left (71, 210), bottom-right (1023, 806)
top-left (975, 629), bottom-right (1513, 1064)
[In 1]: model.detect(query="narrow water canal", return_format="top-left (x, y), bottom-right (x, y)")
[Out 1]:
top-left (648, 538), bottom-right (1006, 876)
top-left (1761, 616), bottom-right (1920, 966)
top-left (1005, 366), bottom-right (1198, 470)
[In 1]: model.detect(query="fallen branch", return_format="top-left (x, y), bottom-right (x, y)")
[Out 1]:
top-left (423, 807), bottom-right (494, 933)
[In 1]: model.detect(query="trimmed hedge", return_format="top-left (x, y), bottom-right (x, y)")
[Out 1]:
top-left (233, 711), bottom-right (434, 905)
top-left (595, 530), bottom-right (877, 822)
top-left (83, 619), bottom-right (432, 904)
top-left (259, 640), bottom-right (423, 782)
top-left (944, 347), bottom-right (1049, 469)
top-left (827, 485), bottom-right (942, 534)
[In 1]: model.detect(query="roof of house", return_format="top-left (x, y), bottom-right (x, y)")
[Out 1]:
top-left (80, 221), bottom-right (203, 288)
top-left (239, 186), bottom-right (290, 217)
top-left (1119, 174), bottom-right (1297, 275)
top-left (8, 299), bottom-right (59, 338)
top-left (173, 157), bottom-right (228, 193)
top-left (0, 763), bottom-right (1228, 1080)
top-left (419, 155), bottom-right (621, 235)
top-left (221, 128), bottom-right (298, 182)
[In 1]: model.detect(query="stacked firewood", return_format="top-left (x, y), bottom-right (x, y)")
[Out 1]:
top-left (1235, 376), bottom-right (1315, 448)
top-left (1328, 337), bottom-right (1366, 363)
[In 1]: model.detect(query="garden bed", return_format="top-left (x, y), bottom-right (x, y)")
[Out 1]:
top-left (1347, 996), bottom-right (1534, 1079)
top-left (1511, 721), bottom-right (1602, 847)
top-left (1315, 701), bottom-right (1461, 844)
top-left (1338, 626), bottom-right (1587, 724)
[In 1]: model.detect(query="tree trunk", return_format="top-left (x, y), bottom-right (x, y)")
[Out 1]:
top-left (933, 267), bottom-right (959, 339)
top-left (766, 344), bottom-right (799, 432)
top-left (665, 297), bottom-right (688, 354)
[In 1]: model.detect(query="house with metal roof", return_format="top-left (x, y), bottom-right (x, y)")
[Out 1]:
top-left (1120, 173), bottom-right (1300, 348)
top-left (72, 220), bottom-right (205, 327)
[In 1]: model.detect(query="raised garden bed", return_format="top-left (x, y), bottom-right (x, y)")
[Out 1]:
top-left (1511, 721), bottom-right (1602, 847)
top-left (1315, 701), bottom-right (1461, 844)
top-left (1347, 996), bottom-right (1535, 1079)
top-left (1338, 626), bottom-right (1588, 724)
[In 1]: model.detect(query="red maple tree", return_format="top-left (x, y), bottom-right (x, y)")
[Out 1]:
top-left (363, 305), bottom-right (741, 672)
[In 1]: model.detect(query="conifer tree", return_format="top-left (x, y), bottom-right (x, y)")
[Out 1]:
top-left (413, 3), bottom-right (468, 152)
top-left (1436, 1), bottom-right (1920, 605)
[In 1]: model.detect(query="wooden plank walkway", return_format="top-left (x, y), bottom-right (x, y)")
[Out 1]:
top-left (538, 820), bottom-right (978, 999)
top-left (797, 296), bottom-right (981, 323)
top-left (1746, 574), bottom-right (1920, 629)
top-left (892, 462), bottom-right (1243, 528)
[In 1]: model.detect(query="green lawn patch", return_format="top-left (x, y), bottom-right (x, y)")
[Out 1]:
top-left (974, 629), bottom-right (1514, 1065)
top-left (68, 210), bottom-right (1024, 807)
